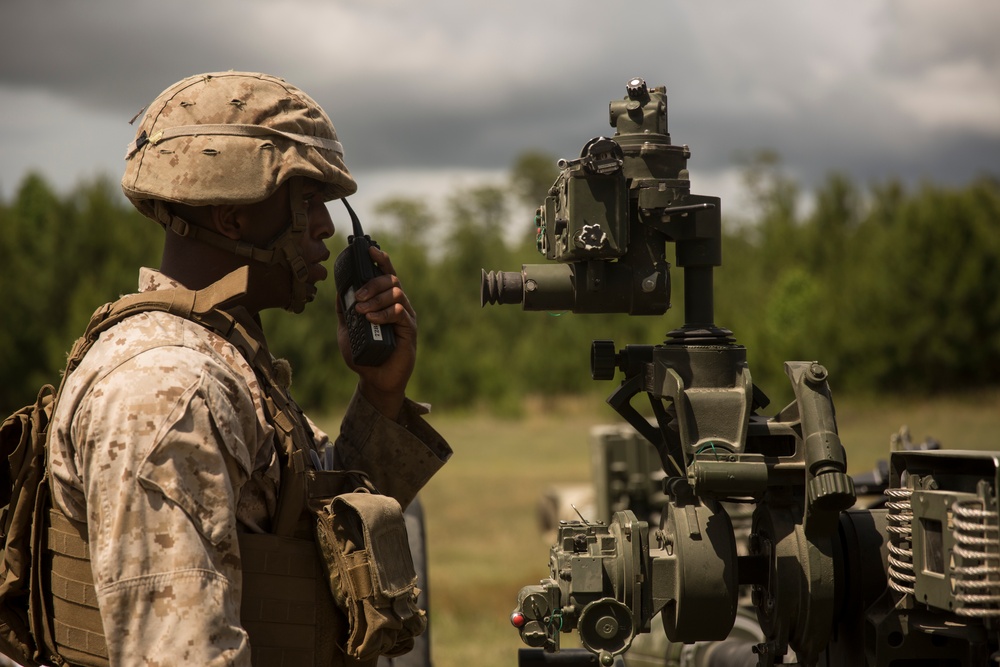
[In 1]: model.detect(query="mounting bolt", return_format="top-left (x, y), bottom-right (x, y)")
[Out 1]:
top-left (807, 363), bottom-right (828, 383)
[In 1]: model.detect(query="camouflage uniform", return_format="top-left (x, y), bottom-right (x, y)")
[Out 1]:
top-left (47, 268), bottom-right (451, 667)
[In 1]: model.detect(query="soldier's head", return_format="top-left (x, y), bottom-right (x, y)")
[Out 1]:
top-left (122, 71), bottom-right (356, 312)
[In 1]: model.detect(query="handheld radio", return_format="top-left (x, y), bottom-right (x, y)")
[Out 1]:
top-left (333, 199), bottom-right (397, 366)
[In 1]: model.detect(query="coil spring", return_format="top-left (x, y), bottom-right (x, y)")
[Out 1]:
top-left (952, 498), bottom-right (1000, 617)
top-left (885, 487), bottom-right (915, 595)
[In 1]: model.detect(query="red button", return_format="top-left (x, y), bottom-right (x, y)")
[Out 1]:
top-left (510, 612), bottom-right (527, 628)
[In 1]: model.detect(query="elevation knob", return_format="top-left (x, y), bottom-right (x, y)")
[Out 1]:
top-left (626, 77), bottom-right (648, 101)
top-left (591, 340), bottom-right (618, 380)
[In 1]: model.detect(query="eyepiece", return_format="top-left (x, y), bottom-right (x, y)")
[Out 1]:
top-left (481, 269), bottom-right (524, 307)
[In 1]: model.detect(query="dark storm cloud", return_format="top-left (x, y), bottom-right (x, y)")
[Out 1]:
top-left (1, 0), bottom-right (997, 200)
top-left (2, 3), bottom-right (220, 107)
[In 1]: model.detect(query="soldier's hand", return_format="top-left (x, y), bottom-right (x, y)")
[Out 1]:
top-left (336, 246), bottom-right (416, 421)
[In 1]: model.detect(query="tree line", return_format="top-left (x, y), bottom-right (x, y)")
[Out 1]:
top-left (2, 155), bottom-right (998, 417)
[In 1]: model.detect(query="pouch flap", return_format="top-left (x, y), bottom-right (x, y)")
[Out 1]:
top-left (331, 493), bottom-right (415, 598)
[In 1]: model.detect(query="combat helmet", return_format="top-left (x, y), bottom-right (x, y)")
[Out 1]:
top-left (122, 71), bottom-right (357, 311)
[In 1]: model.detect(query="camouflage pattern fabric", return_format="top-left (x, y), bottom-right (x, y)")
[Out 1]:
top-left (122, 71), bottom-right (357, 215)
top-left (46, 268), bottom-right (451, 667)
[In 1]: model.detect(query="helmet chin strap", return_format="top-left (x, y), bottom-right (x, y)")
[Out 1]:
top-left (153, 177), bottom-right (314, 313)
top-left (279, 177), bottom-right (313, 313)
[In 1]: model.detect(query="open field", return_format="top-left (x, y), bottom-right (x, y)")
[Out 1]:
top-left (322, 389), bottom-right (1000, 667)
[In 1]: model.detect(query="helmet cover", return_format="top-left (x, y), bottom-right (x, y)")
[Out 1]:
top-left (122, 71), bottom-right (357, 221)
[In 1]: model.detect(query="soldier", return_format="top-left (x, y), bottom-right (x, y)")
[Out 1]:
top-left (44, 72), bottom-right (452, 666)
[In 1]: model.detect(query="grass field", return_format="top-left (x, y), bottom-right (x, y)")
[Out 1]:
top-left (323, 389), bottom-right (1000, 667)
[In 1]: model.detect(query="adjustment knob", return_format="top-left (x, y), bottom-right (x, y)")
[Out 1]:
top-left (808, 471), bottom-right (856, 512)
top-left (591, 340), bottom-right (618, 380)
top-left (626, 77), bottom-right (648, 100)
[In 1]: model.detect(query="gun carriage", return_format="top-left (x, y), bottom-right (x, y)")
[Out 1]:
top-left (482, 78), bottom-right (1000, 667)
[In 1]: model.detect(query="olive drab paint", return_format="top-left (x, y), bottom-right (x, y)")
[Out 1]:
top-left (493, 78), bottom-right (1000, 667)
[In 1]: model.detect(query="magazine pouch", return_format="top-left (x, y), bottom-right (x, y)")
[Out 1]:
top-left (314, 491), bottom-right (425, 662)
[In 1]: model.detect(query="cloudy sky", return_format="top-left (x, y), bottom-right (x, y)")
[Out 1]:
top-left (2, 0), bottom-right (998, 227)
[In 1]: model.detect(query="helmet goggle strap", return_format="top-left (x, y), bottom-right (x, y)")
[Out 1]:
top-left (152, 176), bottom-right (314, 312)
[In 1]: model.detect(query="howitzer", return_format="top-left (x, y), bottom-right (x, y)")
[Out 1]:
top-left (483, 78), bottom-right (1000, 666)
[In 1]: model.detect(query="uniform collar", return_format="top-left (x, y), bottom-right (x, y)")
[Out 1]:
top-left (138, 267), bottom-right (183, 293)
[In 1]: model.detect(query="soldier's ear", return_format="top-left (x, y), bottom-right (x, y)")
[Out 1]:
top-left (210, 204), bottom-right (244, 240)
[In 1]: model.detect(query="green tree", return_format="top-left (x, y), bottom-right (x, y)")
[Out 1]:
top-left (0, 174), bottom-right (159, 413)
top-left (509, 151), bottom-right (559, 206)
top-left (5, 159), bottom-right (999, 417)
top-left (836, 178), bottom-right (1000, 392)
top-left (372, 196), bottom-right (440, 402)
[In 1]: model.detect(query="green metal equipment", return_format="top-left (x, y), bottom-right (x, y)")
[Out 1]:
top-left (483, 78), bottom-right (1000, 667)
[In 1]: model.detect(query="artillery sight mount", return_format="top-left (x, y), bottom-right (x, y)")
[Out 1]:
top-left (484, 78), bottom-right (1000, 667)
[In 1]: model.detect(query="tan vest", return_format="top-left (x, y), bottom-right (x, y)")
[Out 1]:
top-left (44, 509), bottom-right (338, 667)
top-left (38, 269), bottom-right (346, 667)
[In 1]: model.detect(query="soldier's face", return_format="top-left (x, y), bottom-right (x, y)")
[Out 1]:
top-left (233, 178), bottom-right (336, 307)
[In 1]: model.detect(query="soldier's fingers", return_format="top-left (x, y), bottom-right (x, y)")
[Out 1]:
top-left (358, 285), bottom-right (413, 317)
top-left (368, 246), bottom-right (397, 276)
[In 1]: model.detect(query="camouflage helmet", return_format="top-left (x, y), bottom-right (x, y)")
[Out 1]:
top-left (122, 71), bottom-right (357, 217)
top-left (122, 72), bottom-right (357, 313)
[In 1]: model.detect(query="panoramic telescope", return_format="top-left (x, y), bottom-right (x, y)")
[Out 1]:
top-left (482, 78), bottom-right (1000, 666)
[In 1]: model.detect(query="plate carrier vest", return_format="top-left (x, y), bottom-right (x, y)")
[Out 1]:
top-left (37, 268), bottom-right (345, 667)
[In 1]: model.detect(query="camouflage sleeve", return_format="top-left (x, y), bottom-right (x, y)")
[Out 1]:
top-left (71, 345), bottom-right (258, 667)
top-left (332, 390), bottom-right (452, 509)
